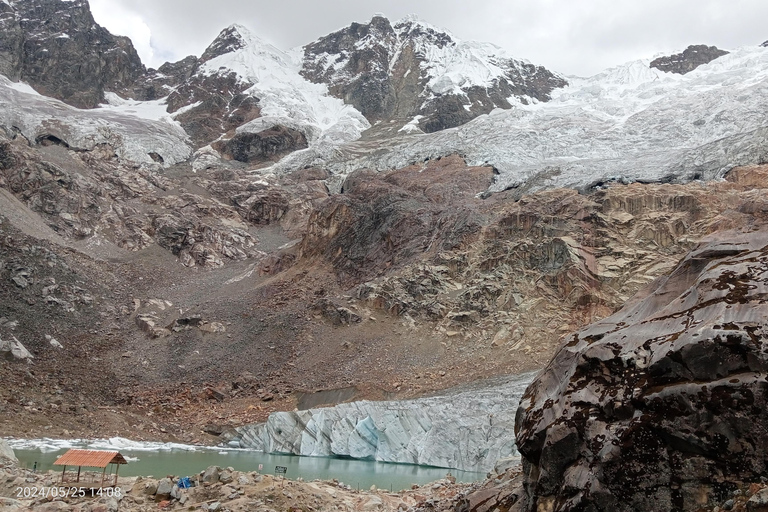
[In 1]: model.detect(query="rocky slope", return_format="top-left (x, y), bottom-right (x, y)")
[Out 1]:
top-left (511, 229), bottom-right (768, 511)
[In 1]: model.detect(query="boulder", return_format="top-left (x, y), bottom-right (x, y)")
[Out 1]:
top-left (514, 231), bottom-right (768, 511)
top-left (219, 470), bottom-right (233, 484)
top-left (0, 439), bottom-right (18, 463)
top-left (749, 488), bottom-right (768, 512)
top-left (203, 465), bottom-right (220, 484)
top-left (131, 477), bottom-right (158, 496)
top-left (0, 335), bottom-right (33, 361)
top-left (155, 477), bottom-right (174, 500)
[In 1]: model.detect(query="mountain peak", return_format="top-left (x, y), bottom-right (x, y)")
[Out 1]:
top-left (199, 23), bottom-right (275, 64)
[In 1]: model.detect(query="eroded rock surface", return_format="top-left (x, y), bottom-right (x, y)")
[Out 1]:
top-left (514, 230), bottom-right (768, 511)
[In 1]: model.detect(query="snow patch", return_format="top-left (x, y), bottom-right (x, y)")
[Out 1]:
top-left (398, 115), bottom-right (424, 133)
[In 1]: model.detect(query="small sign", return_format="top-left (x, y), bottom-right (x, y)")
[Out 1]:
top-left (258, 464), bottom-right (263, 471)
top-left (275, 466), bottom-right (287, 475)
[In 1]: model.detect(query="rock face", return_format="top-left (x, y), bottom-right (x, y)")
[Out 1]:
top-left (163, 27), bottom-right (263, 147)
top-left (213, 125), bottom-right (308, 164)
top-left (1, 0), bottom-right (144, 108)
top-left (301, 15), bottom-right (566, 133)
top-left (650, 44), bottom-right (729, 74)
top-left (229, 372), bottom-right (535, 472)
top-left (514, 230), bottom-right (768, 512)
top-left (127, 55), bottom-right (198, 102)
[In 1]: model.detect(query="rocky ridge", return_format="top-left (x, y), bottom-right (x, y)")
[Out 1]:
top-left (301, 14), bottom-right (567, 133)
top-left (650, 44), bottom-right (729, 75)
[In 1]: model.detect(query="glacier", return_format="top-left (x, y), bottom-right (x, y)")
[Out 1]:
top-left (0, 75), bottom-right (192, 166)
top-left (261, 45), bottom-right (768, 194)
top-left (226, 372), bottom-right (536, 473)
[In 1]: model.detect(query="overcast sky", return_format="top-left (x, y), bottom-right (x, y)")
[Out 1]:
top-left (88, 0), bottom-right (768, 77)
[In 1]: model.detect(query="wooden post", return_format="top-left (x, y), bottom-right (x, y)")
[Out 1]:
top-left (61, 465), bottom-right (66, 483)
top-left (76, 466), bottom-right (81, 483)
top-left (100, 466), bottom-right (107, 488)
top-left (114, 463), bottom-right (119, 486)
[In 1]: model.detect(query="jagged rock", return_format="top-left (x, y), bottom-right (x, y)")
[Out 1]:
top-left (650, 44), bottom-right (729, 74)
top-left (155, 477), bottom-right (174, 500)
top-left (300, 157), bottom-right (493, 285)
top-left (314, 298), bottom-right (361, 326)
top-left (748, 488), bottom-right (768, 512)
top-left (301, 15), bottom-right (566, 132)
top-left (2, 0), bottom-right (144, 108)
top-left (128, 55), bottom-right (198, 101)
top-left (230, 372), bottom-right (534, 472)
top-left (514, 231), bottom-right (768, 512)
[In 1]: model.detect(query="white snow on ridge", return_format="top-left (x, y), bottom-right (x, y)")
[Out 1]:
top-left (200, 24), bottom-right (370, 144)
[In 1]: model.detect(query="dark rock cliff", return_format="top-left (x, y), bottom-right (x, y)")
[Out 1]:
top-left (650, 44), bottom-right (729, 75)
top-left (1, 0), bottom-right (145, 108)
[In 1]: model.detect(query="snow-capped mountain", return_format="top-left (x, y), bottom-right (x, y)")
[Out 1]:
top-left (165, 24), bottom-right (370, 150)
top-left (301, 14), bottom-right (567, 134)
top-left (1, 0), bottom-right (767, 198)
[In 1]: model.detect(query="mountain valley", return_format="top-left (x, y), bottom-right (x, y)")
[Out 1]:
top-left (2, 0), bottom-right (768, 511)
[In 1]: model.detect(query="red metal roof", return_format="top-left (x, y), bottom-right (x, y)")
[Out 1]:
top-left (53, 449), bottom-right (128, 468)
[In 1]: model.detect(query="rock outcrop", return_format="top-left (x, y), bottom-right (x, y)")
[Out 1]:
top-left (213, 125), bottom-right (308, 164)
top-left (650, 44), bottom-right (729, 74)
top-left (228, 372), bottom-right (535, 472)
top-left (1, 0), bottom-right (144, 108)
top-left (513, 230), bottom-right (768, 511)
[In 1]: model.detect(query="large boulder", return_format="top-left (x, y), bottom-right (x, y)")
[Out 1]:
top-left (514, 230), bottom-right (768, 512)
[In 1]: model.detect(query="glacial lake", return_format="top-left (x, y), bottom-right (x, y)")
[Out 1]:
top-left (9, 438), bottom-right (488, 491)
